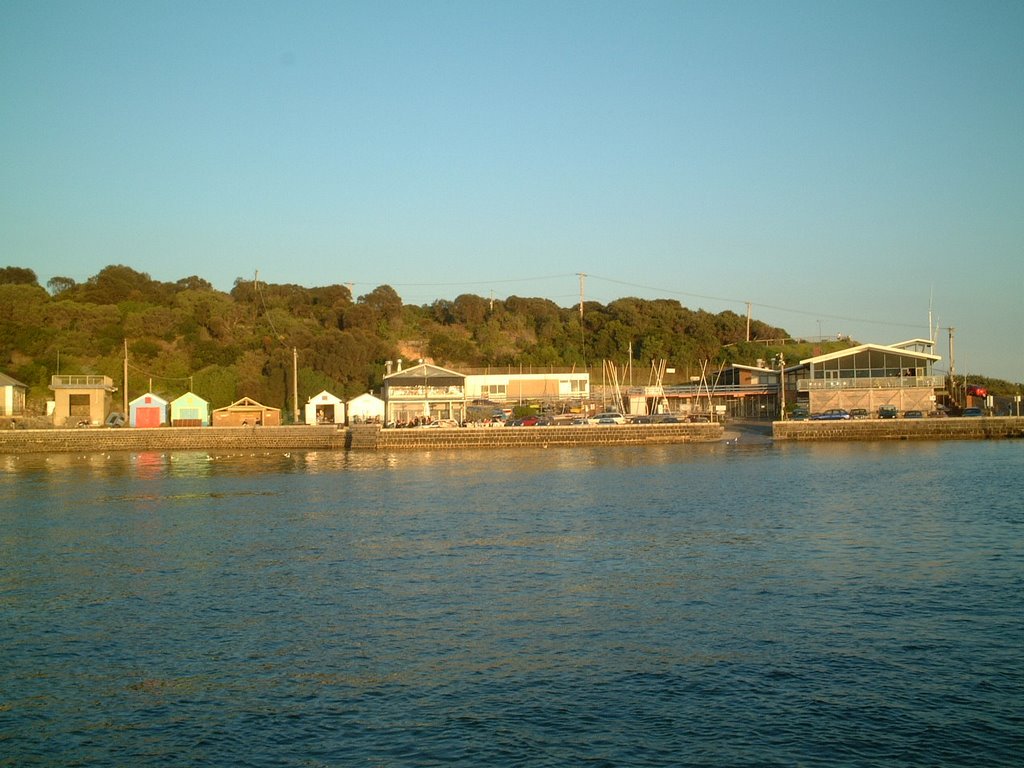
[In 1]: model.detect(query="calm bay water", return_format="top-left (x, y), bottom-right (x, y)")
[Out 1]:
top-left (1, 440), bottom-right (1022, 766)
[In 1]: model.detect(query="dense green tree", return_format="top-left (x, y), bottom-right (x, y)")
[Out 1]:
top-left (5, 264), bottom-right (877, 412)
top-left (46, 276), bottom-right (77, 296)
top-left (0, 266), bottom-right (38, 285)
top-left (452, 294), bottom-right (489, 326)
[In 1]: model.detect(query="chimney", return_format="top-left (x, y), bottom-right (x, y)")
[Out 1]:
top-left (396, 358), bottom-right (403, 372)
top-left (385, 360), bottom-right (393, 376)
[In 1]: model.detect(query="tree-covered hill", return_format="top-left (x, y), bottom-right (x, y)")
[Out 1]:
top-left (8, 264), bottom-right (1009, 417)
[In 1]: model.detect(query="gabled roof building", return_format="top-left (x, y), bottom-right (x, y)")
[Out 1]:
top-left (170, 392), bottom-right (210, 426)
top-left (0, 372), bottom-right (28, 418)
top-left (382, 362), bottom-right (466, 426)
top-left (128, 392), bottom-right (168, 428)
top-left (304, 390), bottom-right (345, 425)
top-left (211, 397), bottom-right (282, 427)
top-left (794, 339), bottom-right (944, 415)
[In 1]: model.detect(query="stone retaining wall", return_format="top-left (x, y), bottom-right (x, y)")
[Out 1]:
top-left (371, 423), bottom-right (723, 450)
top-left (773, 417), bottom-right (1024, 441)
top-left (0, 423), bottom-right (722, 454)
top-left (0, 426), bottom-right (349, 454)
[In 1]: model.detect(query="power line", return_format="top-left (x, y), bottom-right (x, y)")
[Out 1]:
top-left (584, 274), bottom-right (929, 331)
top-left (126, 362), bottom-right (190, 382)
top-left (267, 269), bottom-right (932, 334)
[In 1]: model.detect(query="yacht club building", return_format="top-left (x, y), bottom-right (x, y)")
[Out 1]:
top-left (795, 339), bottom-right (944, 414)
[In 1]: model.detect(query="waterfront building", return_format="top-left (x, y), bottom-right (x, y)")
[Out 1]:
top-left (346, 392), bottom-right (385, 424)
top-left (0, 372), bottom-right (27, 419)
top-left (304, 390), bottom-right (345, 425)
top-left (796, 339), bottom-right (943, 414)
top-left (463, 370), bottom-right (589, 406)
top-left (128, 392), bottom-right (169, 428)
top-left (383, 362), bottom-right (466, 426)
top-left (169, 391), bottom-right (210, 426)
top-left (620, 364), bottom-right (778, 419)
top-left (49, 374), bottom-right (116, 427)
top-left (212, 397), bottom-right (282, 427)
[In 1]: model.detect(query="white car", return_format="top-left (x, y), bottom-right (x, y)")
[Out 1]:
top-left (589, 412), bottom-right (626, 425)
top-left (423, 418), bottom-right (460, 428)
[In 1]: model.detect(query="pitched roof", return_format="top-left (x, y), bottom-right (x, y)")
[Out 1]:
top-left (801, 343), bottom-right (940, 366)
top-left (306, 390), bottom-right (343, 404)
top-left (384, 362), bottom-right (465, 382)
top-left (0, 372), bottom-right (28, 388)
top-left (213, 396), bottom-right (280, 412)
top-left (347, 392), bottom-right (384, 405)
top-left (170, 391), bottom-right (210, 406)
top-left (128, 392), bottom-right (169, 406)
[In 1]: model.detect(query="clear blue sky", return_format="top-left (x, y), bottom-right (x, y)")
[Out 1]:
top-left (3, 1), bottom-right (1022, 381)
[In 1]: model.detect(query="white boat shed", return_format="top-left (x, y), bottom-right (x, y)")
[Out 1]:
top-left (304, 390), bottom-right (345, 425)
top-left (346, 392), bottom-right (385, 424)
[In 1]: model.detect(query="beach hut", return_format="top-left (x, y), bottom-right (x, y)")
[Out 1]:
top-left (212, 397), bottom-right (281, 427)
top-left (129, 392), bottom-right (168, 428)
top-left (346, 392), bottom-right (385, 424)
top-left (1, 372), bottom-right (28, 418)
top-left (169, 391), bottom-right (210, 426)
top-left (304, 390), bottom-right (345, 425)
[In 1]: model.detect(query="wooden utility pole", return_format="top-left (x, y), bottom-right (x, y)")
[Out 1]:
top-left (123, 339), bottom-right (128, 414)
top-left (292, 347), bottom-right (299, 424)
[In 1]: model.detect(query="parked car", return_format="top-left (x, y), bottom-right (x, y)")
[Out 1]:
top-left (961, 407), bottom-right (983, 417)
top-left (686, 414), bottom-right (711, 423)
top-left (903, 410), bottom-right (924, 419)
top-left (423, 418), bottom-right (460, 428)
top-left (789, 407), bottom-right (810, 420)
top-left (848, 408), bottom-right (869, 420)
top-left (590, 412), bottom-right (626, 425)
top-left (878, 405), bottom-right (899, 419)
top-left (812, 409), bottom-right (851, 420)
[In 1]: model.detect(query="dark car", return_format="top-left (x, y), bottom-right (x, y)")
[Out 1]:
top-left (903, 410), bottom-right (924, 419)
top-left (789, 408), bottom-right (810, 420)
top-left (848, 408), bottom-right (869, 420)
top-left (878, 405), bottom-right (899, 419)
top-left (961, 407), bottom-right (983, 417)
top-left (812, 408), bottom-right (851, 421)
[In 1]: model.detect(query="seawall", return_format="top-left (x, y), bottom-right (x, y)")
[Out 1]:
top-left (0, 423), bottom-right (723, 454)
top-left (371, 423), bottom-right (722, 450)
top-left (773, 416), bottom-right (1024, 441)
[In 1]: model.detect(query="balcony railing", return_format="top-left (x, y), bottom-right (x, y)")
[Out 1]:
top-left (624, 383), bottom-right (777, 396)
top-left (50, 375), bottom-right (115, 389)
top-left (797, 375), bottom-right (944, 392)
top-left (387, 385), bottom-right (465, 400)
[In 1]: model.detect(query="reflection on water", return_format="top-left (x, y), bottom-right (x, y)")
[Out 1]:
top-left (1, 441), bottom-right (1022, 766)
